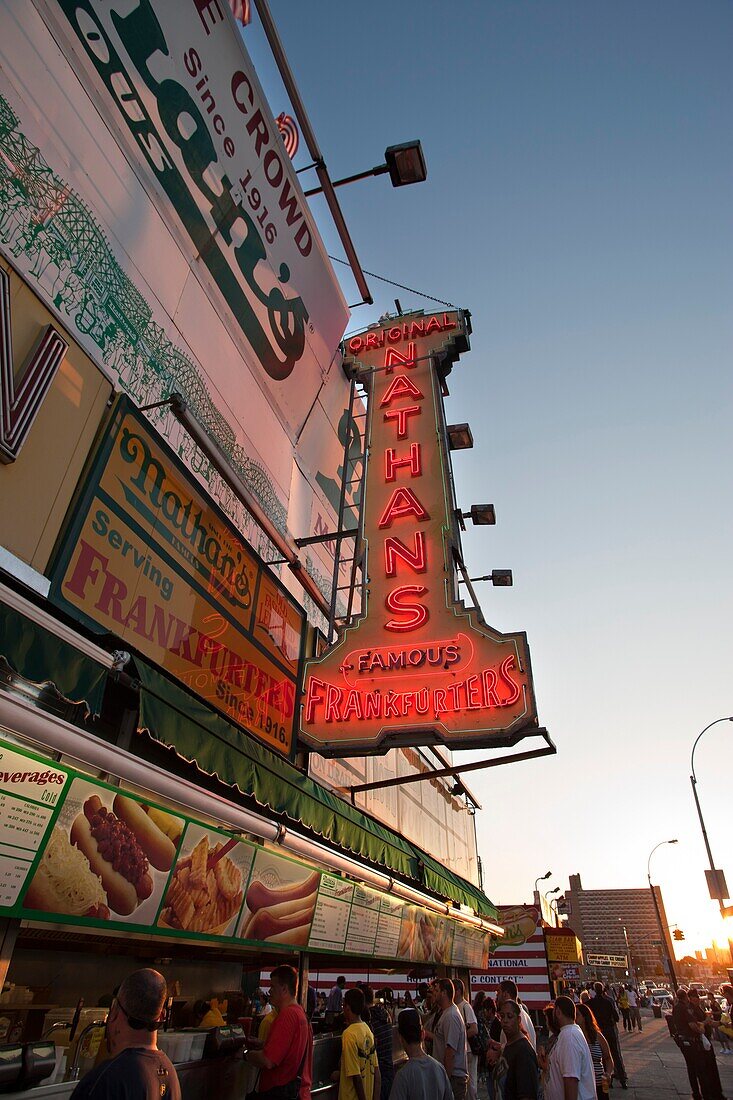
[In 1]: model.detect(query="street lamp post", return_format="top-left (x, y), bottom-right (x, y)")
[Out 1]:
top-left (690, 717), bottom-right (733, 916)
top-left (534, 871), bottom-right (552, 909)
top-left (690, 716), bottom-right (733, 969)
top-left (620, 923), bottom-right (634, 984)
top-left (647, 839), bottom-right (679, 992)
top-left (545, 887), bottom-right (561, 928)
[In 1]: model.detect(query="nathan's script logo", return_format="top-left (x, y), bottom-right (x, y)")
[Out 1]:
top-left (58, 0), bottom-right (309, 380)
top-left (117, 427), bottom-right (254, 611)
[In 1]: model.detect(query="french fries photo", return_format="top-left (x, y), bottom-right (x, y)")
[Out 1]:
top-left (159, 831), bottom-right (245, 936)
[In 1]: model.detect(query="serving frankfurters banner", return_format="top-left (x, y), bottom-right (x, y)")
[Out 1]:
top-left (49, 397), bottom-right (304, 758)
top-left (0, 736), bottom-right (489, 963)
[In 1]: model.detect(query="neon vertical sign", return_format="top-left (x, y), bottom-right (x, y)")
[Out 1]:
top-left (300, 310), bottom-right (539, 754)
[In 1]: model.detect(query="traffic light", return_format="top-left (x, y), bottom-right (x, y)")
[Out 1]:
top-left (673, 929), bottom-right (685, 941)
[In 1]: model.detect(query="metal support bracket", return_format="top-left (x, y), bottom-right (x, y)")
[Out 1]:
top-left (348, 728), bottom-right (556, 798)
top-left (294, 529), bottom-right (358, 549)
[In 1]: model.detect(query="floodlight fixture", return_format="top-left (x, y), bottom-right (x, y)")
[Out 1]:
top-left (304, 140), bottom-right (427, 197)
top-left (447, 423), bottom-right (474, 451)
top-left (384, 140), bottom-right (427, 187)
top-left (457, 569), bottom-right (513, 588)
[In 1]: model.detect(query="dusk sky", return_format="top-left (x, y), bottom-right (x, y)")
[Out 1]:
top-left (247, 1), bottom-right (733, 956)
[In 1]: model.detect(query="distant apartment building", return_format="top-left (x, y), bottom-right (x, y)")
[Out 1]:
top-left (559, 873), bottom-right (675, 979)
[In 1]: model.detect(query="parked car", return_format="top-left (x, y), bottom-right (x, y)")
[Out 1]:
top-left (650, 988), bottom-right (674, 1009)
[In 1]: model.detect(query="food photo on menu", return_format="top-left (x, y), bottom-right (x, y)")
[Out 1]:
top-left (409, 911), bottom-right (451, 963)
top-left (158, 823), bottom-right (252, 936)
top-left (397, 905), bottom-right (418, 958)
top-left (23, 779), bottom-right (184, 924)
top-left (236, 848), bottom-right (320, 947)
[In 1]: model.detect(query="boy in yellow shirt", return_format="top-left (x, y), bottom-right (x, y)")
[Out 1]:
top-left (335, 988), bottom-right (380, 1100)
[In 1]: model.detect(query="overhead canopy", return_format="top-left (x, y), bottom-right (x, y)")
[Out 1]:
top-left (135, 660), bottom-right (496, 919)
top-left (0, 598), bottom-right (107, 716)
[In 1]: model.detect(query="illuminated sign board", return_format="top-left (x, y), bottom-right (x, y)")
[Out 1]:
top-left (50, 397), bottom-right (304, 757)
top-left (586, 953), bottom-right (628, 968)
top-left (300, 310), bottom-right (538, 754)
top-left (545, 928), bottom-right (583, 964)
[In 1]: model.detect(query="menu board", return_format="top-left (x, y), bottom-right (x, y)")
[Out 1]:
top-left (0, 735), bottom-right (488, 964)
top-left (0, 745), bottom-right (69, 908)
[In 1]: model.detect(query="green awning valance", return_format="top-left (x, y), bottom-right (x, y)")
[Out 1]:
top-left (0, 599), bottom-right (107, 716)
top-left (136, 660), bottom-right (496, 917)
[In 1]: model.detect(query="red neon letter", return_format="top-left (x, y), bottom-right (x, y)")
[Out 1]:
top-left (304, 676), bottom-right (326, 723)
top-left (482, 667), bottom-right (501, 707)
top-left (500, 654), bottom-right (521, 705)
top-left (380, 374), bottom-right (424, 407)
top-left (385, 443), bottom-right (422, 482)
top-left (384, 404), bottom-right (421, 439)
top-left (385, 585), bottom-right (429, 632)
top-left (324, 684), bottom-right (343, 721)
top-left (384, 531), bottom-right (427, 577)
top-left (384, 342), bottom-right (416, 373)
top-left (378, 487), bottom-right (430, 529)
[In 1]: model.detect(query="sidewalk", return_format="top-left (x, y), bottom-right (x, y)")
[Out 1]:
top-left (617, 1013), bottom-right (732, 1099)
top-left (477, 1012), bottom-right (733, 1098)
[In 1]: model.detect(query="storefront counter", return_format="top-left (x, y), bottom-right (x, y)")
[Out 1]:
top-left (1, 1028), bottom-right (407, 1099)
top-left (0, 1051), bottom-right (255, 1099)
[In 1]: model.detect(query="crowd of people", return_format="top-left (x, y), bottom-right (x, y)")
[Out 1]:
top-left (66, 966), bottom-right (733, 1100)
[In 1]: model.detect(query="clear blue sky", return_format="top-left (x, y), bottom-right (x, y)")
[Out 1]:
top-left (248, 1), bottom-right (733, 953)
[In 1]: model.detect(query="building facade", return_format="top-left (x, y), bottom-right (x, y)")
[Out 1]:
top-left (560, 873), bottom-right (675, 980)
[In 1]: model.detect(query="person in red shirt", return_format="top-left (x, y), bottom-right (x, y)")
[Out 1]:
top-left (245, 965), bottom-right (312, 1100)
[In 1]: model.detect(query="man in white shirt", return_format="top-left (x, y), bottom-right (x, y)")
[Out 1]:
top-left (496, 980), bottom-right (537, 1050)
top-left (429, 979), bottom-right (469, 1100)
top-left (545, 996), bottom-right (596, 1100)
top-left (626, 986), bottom-right (642, 1032)
top-left (454, 979), bottom-right (478, 1100)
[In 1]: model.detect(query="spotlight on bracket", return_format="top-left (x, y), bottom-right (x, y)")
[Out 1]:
top-left (458, 504), bottom-right (496, 528)
top-left (458, 570), bottom-right (514, 587)
top-left (447, 423), bottom-right (474, 451)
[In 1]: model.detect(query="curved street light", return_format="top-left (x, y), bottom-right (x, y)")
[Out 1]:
top-left (545, 886), bottom-right (561, 927)
top-left (534, 871), bottom-right (552, 908)
top-left (534, 871), bottom-right (552, 895)
top-left (690, 716), bottom-right (733, 917)
top-left (648, 839), bottom-right (679, 991)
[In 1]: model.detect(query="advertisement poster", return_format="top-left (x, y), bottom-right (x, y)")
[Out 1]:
top-left (0, 5), bottom-right (353, 641)
top-left (1, 735), bottom-right (485, 962)
top-left (159, 823), bottom-right (252, 938)
top-left (49, 398), bottom-right (304, 757)
top-left (237, 848), bottom-right (321, 948)
top-left (475, 904), bottom-right (552, 1009)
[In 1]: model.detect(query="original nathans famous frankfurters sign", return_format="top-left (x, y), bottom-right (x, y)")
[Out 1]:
top-left (50, 397), bottom-right (304, 757)
top-left (300, 310), bottom-right (539, 754)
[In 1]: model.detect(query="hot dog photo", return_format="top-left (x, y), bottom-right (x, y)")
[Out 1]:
top-left (158, 823), bottom-right (252, 937)
top-left (23, 778), bottom-right (184, 925)
top-left (237, 849), bottom-right (320, 947)
top-left (411, 912), bottom-right (453, 963)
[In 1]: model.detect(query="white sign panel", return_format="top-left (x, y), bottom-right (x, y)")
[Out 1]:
top-left (48, 0), bottom-right (348, 431)
top-left (0, 2), bottom-right (352, 620)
